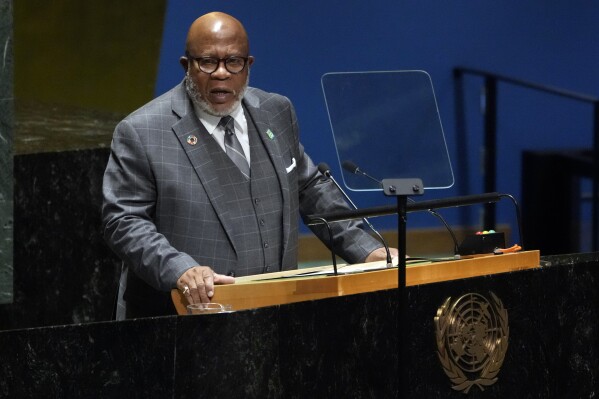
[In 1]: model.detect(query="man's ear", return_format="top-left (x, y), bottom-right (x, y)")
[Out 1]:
top-left (179, 56), bottom-right (189, 71)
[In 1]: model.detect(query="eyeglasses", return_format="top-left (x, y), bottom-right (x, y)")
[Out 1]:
top-left (186, 52), bottom-right (249, 74)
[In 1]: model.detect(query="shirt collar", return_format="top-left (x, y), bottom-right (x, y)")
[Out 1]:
top-left (194, 103), bottom-right (244, 135)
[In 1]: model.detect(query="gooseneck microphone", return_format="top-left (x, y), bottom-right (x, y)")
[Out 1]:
top-left (342, 160), bottom-right (382, 187)
top-left (318, 162), bottom-right (393, 267)
top-left (342, 160), bottom-right (461, 256)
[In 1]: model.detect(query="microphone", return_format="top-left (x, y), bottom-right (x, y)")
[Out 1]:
top-left (318, 162), bottom-right (393, 267)
top-left (342, 160), bottom-right (382, 187)
top-left (342, 160), bottom-right (460, 256)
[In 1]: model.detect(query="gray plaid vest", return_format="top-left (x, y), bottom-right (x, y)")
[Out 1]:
top-left (209, 112), bottom-right (284, 277)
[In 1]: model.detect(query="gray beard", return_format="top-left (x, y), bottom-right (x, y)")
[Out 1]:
top-left (185, 71), bottom-right (249, 117)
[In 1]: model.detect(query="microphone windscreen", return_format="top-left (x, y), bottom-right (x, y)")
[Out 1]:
top-left (341, 160), bottom-right (359, 174)
top-left (317, 162), bottom-right (330, 174)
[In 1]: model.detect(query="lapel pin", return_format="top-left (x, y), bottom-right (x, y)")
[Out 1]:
top-left (266, 129), bottom-right (275, 140)
top-left (187, 135), bottom-right (198, 145)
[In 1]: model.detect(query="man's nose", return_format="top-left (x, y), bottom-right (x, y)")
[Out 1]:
top-left (211, 60), bottom-right (230, 78)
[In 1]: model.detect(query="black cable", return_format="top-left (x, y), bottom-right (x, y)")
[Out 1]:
top-left (498, 193), bottom-right (524, 249)
top-left (307, 216), bottom-right (337, 275)
top-left (407, 198), bottom-right (460, 256)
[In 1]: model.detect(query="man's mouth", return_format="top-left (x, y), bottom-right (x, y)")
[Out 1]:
top-left (209, 89), bottom-right (234, 103)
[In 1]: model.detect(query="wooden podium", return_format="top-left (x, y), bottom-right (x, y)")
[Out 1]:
top-left (171, 250), bottom-right (540, 314)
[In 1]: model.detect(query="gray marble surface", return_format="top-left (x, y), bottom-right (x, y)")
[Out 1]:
top-left (0, 0), bottom-right (14, 305)
top-left (13, 99), bottom-right (119, 155)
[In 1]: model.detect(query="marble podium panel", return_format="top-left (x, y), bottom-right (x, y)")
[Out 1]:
top-left (0, 252), bottom-right (597, 398)
top-left (0, 148), bottom-right (121, 330)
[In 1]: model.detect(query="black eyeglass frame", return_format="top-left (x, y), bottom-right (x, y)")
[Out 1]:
top-left (185, 52), bottom-right (250, 74)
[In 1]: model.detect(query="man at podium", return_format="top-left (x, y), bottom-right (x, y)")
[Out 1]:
top-left (101, 11), bottom-right (395, 319)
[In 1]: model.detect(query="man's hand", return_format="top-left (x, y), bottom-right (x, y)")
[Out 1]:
top-left (364, 247), bottom-right (399, 263)
top-left (176, 266), bottom-right (235, 304)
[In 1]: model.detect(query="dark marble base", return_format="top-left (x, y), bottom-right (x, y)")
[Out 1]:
top-left (0, 317), bottom-right (176, 398)
top-left (407, 252), bottom-right (599, 398)
top-left (0, 253), bottom-right (597, 398)
top-left (0, 148), bottom-right (121, 329)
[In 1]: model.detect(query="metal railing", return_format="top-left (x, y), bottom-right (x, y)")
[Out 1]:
top-left (453, 67), bottom-right (599, 252)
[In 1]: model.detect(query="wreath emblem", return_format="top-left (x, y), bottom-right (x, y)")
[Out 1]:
top-left (434, 292), bottom-right (509, 394)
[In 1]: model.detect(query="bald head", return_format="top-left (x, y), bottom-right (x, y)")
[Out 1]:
top-left (180, 12), bottom-right (254, 116)
top-left (185, 12), bottom-right (250, 55)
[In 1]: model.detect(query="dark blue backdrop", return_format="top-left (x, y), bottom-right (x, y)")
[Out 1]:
top-left (154, 1), bottom-right (599, 242)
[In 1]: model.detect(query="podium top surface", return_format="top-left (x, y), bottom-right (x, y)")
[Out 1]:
top-left (171, 251), bottom-right (540, 315)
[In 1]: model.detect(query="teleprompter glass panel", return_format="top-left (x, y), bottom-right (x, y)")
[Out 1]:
top-left (321, 70), bottom-right (454, 191)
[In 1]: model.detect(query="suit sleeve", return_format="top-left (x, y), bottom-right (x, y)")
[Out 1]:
top-left (101, 119), bottom-right (197, 291)
top-left (288, 105), bottom-right (383, 263)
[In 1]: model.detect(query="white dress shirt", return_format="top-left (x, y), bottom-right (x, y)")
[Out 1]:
top-left (193, 103), bottom-right (251, 164)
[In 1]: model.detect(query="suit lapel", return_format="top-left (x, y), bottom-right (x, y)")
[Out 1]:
top-left (171, 85), bottom-right (239, 254)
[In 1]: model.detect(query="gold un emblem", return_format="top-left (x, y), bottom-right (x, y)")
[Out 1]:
top-left (434, 292), bottom-right (509, 394)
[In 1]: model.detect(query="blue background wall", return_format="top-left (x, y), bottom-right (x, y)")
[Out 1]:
top-left (155, 1), bottom-right (599, 242)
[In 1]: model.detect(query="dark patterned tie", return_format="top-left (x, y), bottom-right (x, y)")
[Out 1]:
top-left (219, 116), bottom-right (250, 179)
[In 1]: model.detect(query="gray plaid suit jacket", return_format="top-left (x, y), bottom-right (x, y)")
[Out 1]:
top-left (102, 81), bottom-right (382, 318)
